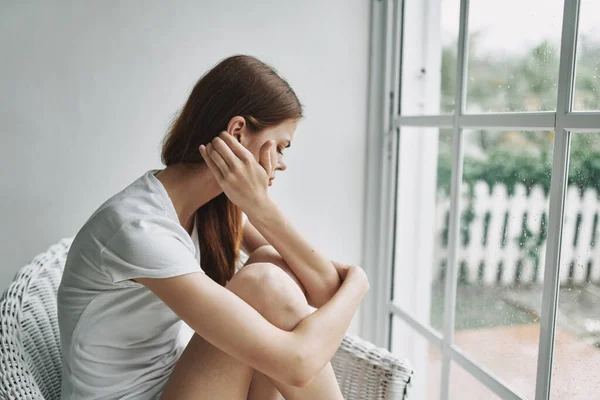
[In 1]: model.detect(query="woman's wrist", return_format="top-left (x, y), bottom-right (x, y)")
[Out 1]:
top-left (245, 197), bottom-right (279, 224)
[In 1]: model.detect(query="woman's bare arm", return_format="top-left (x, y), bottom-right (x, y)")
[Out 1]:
top-left (136, 266), bottom-right (368, 387)
top-left (242, 218), bottom-right (269, 253)
top-left (242, 219), bottom-right (355, 308)
top-left (246, 202), bottom-right (342, 308)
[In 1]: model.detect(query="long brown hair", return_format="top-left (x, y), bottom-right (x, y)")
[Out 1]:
top-left (161, 55), bottom-right (303, 286)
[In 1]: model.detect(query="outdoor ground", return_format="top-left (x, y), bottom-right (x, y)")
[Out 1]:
top-left (423, 282), bottom-right (600, 399)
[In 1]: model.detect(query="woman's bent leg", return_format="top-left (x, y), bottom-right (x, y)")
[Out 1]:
top-left (160, 330), bottom-right (255, 399)
top-left (242, 247), bottom-right (344, 400)
top-left (160, 260), bottom-right (316, 400)
top-left (162, 248), bottom-right (344, 400)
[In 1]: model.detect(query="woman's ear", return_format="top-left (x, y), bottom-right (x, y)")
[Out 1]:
top-left (227, 116), bottom-right (247, 145)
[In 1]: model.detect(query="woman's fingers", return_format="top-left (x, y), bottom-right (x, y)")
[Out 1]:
top-left (218, 132), bottom-right (255, 163)
top-left (259, 140), bottom-right (274, 175)
top-left (199, 144), bottom-right (224, 181)
top-left (200, 131), bottom-right (272, 213)
top-left (206, 142), bottom-right (231, 175)
top-left (211, 136), bottom-right (239, 169)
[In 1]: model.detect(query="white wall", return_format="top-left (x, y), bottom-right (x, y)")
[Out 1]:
top-left (0, 1), bottom-right (370, 333)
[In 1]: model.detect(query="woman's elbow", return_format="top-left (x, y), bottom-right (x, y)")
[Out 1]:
top-left (287, 351), bottom-right (318, 388)
top-left (309, 277), bottom-right (341, 308)
top-left (289, 372), bottom-right (313, 388)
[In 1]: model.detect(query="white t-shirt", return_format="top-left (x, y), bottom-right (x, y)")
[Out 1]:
top-left (57, 170), bottom-right (204, 400)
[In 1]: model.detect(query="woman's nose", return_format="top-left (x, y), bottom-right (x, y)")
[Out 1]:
top-left (278, 161), bottom-right (287, 172)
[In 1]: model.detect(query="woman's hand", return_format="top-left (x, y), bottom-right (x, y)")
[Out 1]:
top-left (333, 262), bottom-right (352, 281)
top-left (333, 262), bottom-right (370, 290)
top-left (199, 132), bottom-right (275, 215)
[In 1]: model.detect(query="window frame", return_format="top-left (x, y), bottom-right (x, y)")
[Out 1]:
top-left (360, 1), bottom-right (600, 399)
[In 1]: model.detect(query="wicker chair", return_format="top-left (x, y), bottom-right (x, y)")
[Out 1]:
top-left (0, 239), bottom-right (413, 399)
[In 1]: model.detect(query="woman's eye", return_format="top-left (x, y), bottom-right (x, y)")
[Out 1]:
top-left (277, 147), bottom-right (284, 155)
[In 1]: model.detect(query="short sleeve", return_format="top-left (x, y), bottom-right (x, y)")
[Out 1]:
top-left (101, 217), bottom-right (203, 284)
top-left (235, 249), bottom-right (250, 274)
top-left (236, 213), bottom-right (250, 275)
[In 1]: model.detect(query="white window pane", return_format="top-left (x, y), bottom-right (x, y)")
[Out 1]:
top-left (400, 0), bottom-right (460, 115)
top-left (573, 0), bottom-right (600, 111)
top-left (449, 361), bottom-right (501, 399)
top-left (453, 130), bottom-right (554, 398)
top-left (466, 0), bottom-right (563, 113)
top-left (391, 316), bottom-right (442, 400)
top-left (393, 128), bottom-right (452, 333)
top-left (551, 132), bottom-right (600, 398)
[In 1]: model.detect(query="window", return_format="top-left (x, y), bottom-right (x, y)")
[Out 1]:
top-left (364, 1), bottom-right (600, 399)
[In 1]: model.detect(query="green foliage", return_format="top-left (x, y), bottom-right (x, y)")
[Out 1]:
top-left (436, 142), bottom-right (600, 197)
top-left (441, 35), bottom-right (600, 112)
top-left (569, 133), bottom-right (600, 194)
top-left (573, 37), bottom-right (600, 110)
top-left (434, 36), bottom-right (599, 272)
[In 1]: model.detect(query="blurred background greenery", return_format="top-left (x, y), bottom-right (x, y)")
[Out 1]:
top-left (437, 35), bottom-right (600, 196)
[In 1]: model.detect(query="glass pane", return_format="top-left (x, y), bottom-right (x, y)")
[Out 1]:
top-left (391, 316), bottom-right (442, 400)
top-left (551, 132), bottom-right (600, 398)
top-left (399, 0), bottom-right (460, 115)
top-left (573, 0), bottom-right (600, 111)
top-left (466, 0), bottom-right (563, 112)
top-left (449, 361), bottom-right (501, 400)
top-left (393, 128), bottom-right (452, 333)
top-left (453, 130), bottom-right (554, 398)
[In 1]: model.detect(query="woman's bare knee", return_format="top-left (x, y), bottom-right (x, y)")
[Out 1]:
top-left (227, 262), bottom-right (312, 331)
top-left (245, 245), bottom-right (280, 265)
top-left (244, 245), bottom-right (306, 293)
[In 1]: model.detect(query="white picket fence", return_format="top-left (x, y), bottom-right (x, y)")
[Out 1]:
top-left (434, 181), bottom-right (600, 286)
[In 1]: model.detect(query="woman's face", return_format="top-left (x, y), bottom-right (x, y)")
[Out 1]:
top-left (230, 118), bottom-right (297, 186)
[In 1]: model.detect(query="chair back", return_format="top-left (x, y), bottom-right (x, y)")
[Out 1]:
top-left (0, 239), bottom-right (72, 400)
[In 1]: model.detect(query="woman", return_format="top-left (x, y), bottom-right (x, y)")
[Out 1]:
top-left (57, 55), bottom-right (369, 400)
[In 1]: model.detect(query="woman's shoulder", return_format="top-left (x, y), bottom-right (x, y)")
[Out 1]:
top-left (63, 170), bottom-right (201, 287)
top-left (91, 170), bottom-right (174, 222)
top-left (95, 211), bottom-right (198, 284)
top-left (70, 170), bottom-right (190, 266)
